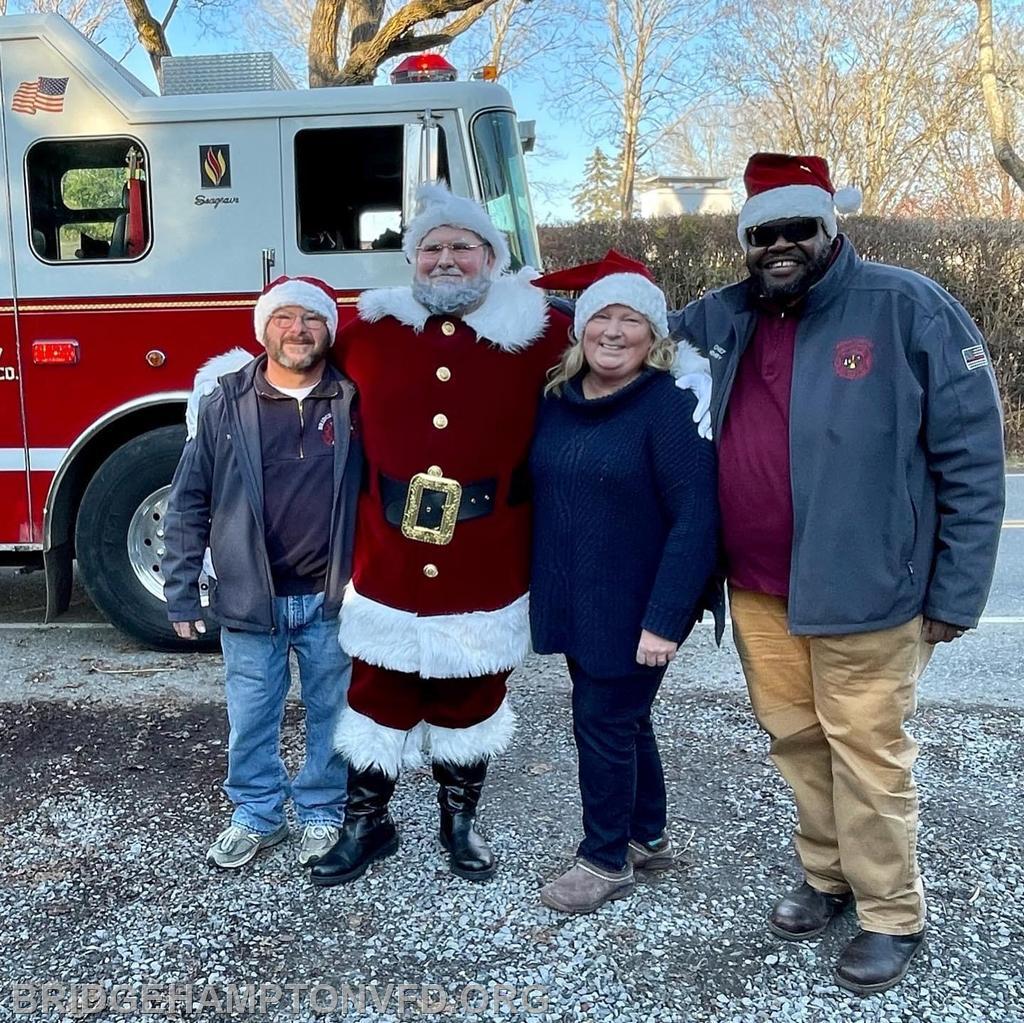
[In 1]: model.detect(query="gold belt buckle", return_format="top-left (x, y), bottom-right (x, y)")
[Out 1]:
top-left (401, 469), bottom-right (462, 545)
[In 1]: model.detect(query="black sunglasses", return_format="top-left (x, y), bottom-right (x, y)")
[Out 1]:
top-left (746, 218), bottom-right (821, 249)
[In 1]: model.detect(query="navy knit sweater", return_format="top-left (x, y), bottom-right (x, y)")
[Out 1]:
top-left (529, 368), bottom-right (719, 678)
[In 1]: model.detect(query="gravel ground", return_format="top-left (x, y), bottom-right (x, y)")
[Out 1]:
top-left (0, 634), bottom-right (1021, 1023)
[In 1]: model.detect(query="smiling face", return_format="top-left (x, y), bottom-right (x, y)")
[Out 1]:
top-left (745, 218), bottom-right (833, 300)
top-left (581, 304), bottom-right (654, 390)
top-left (262, 304), bottom-right (331, 372)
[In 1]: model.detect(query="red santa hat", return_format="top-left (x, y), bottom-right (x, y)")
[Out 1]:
top-left (737, 152), bottom-right (862, 250)
top-left (402, 182), bottom-right (511, 274)
top-left (533, 249), bottom-right (668, 340)
top-left (253, 275), bottom-right (339, 345)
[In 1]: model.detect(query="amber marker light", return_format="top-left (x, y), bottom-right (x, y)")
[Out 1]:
top-left (32, 340), bottom-right (80, 365)
top-left (146, 350), bottom-right (167, 367)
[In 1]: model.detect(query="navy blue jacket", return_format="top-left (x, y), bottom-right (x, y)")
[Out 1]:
top-left (670, 237), bottom-right (1005, 634)
top-left (529, 369), bottom-right (720, 678)
top-left (162, 356), bottom-right (361, 632)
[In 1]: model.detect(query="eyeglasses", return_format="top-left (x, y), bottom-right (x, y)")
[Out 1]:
top-left (269, 312), bottom-right (328, 329)
top-left (415, 241), bottom-right (489, 258)
top-left (746, 218), bottom-right (821, 249)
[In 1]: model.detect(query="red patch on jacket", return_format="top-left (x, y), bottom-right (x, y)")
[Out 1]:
top-left (318, 412), bottom-right (335, 446)
top-left (834, 338), bottom-right (874, 380)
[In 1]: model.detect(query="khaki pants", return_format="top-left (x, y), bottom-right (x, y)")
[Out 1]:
top-left (730, 587), bottom-right (933, 934)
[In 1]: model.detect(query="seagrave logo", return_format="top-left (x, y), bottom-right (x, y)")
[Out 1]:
top-left (200, 145), bottom-right (231, 188)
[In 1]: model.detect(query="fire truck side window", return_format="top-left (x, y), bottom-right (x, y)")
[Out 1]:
top-left (26, 137), bottom-right (151, 263)
top-left (294, 125), bottom-right (448, 253)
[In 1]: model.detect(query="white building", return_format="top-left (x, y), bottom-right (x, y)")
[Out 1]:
top-left (637, 175), bottom-right (734, 217)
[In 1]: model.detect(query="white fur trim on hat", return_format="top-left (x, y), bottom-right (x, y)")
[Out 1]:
top-left (402, 182), bottom-right (511, 274)
top-left (253, 279), bottom-right (339, 345)
top-left (573, 272), bottom-right (669, 340)
top-left (737, 182), bottom-right (862, 249)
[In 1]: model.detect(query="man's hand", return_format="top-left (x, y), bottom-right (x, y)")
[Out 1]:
top-left (173, 620), bottom-right (207, 640)
top-left (922, 618), bottom-right (967, 644)
top-left (636, 629), bottom-right (678, 667)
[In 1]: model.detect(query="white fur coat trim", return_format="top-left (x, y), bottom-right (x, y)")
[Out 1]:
top-left (356, 267), bottom-right (550, 353)
top-left (333, 707), bottom-right (426, 777)
top-left (185, 347), bottom-right (253, 439)
top-left (428, 699), bottom-right (516, 766)
top-left (339, 585), bottom-right (530, 678)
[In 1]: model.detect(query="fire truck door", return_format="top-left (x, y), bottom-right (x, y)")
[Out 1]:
top-left (278, 111), bottom-right (468, 294)
top-left (0, 100), bottom-right (30, 545)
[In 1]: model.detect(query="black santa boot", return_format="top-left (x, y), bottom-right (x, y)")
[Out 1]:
top-left (310, 766), bottom-right (399, 887)
top-left (433, 759), bottom-right (497, 881)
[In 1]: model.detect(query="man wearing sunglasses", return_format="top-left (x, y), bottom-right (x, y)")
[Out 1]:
top-left (671, 152), bottom-right (1005, 995)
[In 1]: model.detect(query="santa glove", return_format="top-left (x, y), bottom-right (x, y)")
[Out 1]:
top-left (671, 341), bottom-right (713, 441)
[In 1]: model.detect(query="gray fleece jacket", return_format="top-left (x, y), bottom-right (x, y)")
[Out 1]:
top-left (670, 237), bottom-right (1005, 634)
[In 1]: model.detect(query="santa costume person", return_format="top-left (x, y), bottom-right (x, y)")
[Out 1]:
top-left (310, 184), bottom-right (577, 885)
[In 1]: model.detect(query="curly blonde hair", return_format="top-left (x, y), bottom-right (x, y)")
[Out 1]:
top-left (544, 320), bottom-right (677, 397)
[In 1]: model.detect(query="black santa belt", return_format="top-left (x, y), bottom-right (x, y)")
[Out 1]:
top-left (376, 465), bottom-right (530, 546)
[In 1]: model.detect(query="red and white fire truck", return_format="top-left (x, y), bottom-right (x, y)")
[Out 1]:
top-left (0, 14), bottom-right (542, 649)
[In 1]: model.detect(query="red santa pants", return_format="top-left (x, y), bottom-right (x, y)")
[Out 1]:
top-left (347, 658), bottom-right (510, 730)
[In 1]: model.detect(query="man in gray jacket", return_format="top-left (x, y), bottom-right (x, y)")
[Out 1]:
top-left (163, 275), bottom-right (361, 871)
top-left (672, 153), bottom-right (1005, 995)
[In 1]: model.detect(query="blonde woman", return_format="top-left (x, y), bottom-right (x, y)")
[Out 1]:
top-left (529, 256), bottom-right (719, 914)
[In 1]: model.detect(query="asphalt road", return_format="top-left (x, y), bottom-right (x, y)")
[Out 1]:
top-left (1, 472), bottom-right (1022, 708)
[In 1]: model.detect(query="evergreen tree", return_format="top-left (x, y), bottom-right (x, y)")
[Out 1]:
top-left (572, 147), bottom-right (621, 222)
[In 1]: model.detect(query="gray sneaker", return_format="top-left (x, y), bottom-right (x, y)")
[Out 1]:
top-left (627, 834), bottom-right (676, 871)
top-left (540, 859), bottom-right (634, 914)
top-left (206, 823), bottom-right (288, 869)
top-left (297, 823), bottom-right (341, 867)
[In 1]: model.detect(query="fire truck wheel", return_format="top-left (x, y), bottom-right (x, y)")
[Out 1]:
top-left (75, 424), bottom-right (219, 652)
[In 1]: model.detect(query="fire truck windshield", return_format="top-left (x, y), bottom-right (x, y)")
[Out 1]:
top-left (471, 110), bottom-right (541, 271)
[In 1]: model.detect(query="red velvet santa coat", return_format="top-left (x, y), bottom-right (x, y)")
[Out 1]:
top-left (335, 268), bottom-right (571, 679)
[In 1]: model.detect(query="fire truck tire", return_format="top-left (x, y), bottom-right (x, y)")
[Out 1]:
top-left (75, 425), bottom-right (219, 652)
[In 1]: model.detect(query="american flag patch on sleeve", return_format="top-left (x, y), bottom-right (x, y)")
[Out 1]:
top-left (961, 344), bottom-right (988, 371)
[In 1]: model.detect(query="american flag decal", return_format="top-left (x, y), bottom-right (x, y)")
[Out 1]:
top-left (961, 344), bottom-right (988, 371)
top-left (11, 76), bottom-right (69, 115)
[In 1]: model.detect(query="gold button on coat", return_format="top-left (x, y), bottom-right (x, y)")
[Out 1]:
top-left (436, 366), bottom-right (451, 382)
top-left (441, 321), bottom-right (456, 336)
top-left (433, 413), bottom-right (448, 429)
top-left (423, 564), bottom-right (439, 578)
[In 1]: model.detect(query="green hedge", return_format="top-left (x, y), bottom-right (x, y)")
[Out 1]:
top-left (539, 216), bottom-right (1024, 452)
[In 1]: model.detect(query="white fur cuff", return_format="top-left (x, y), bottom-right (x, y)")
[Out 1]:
top-left (428, 699), bottom-right (516, 766)
top-left (333, 707), bottom-right (425, 778)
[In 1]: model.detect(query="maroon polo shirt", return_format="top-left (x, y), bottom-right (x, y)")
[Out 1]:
top-left (717, 299), bottom-right (799, 597)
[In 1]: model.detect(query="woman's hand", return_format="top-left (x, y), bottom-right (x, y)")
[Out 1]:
top-left (636, 629), bottom-right (678, 667)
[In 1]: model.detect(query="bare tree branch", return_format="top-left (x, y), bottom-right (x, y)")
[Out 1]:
top-left (334, 0), bottom-right (500, 84)
top-left (977, 0), bottom-right (1024, 193)
top-left (121, 0), bottom-right (171, 73)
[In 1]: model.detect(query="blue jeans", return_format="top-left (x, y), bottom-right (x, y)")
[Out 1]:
top-left (220, 593), bottom-right (350, 833)
top-left (567, 658), bottom-right (668, 871)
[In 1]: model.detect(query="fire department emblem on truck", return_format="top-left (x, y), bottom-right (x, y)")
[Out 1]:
top-left (199, 145), bottom-right (231, 187)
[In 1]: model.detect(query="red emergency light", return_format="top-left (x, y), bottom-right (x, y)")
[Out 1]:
top-left (32, 340), bottom-right (80, 365)
top-left (390, 54), bottom-right (457, 85)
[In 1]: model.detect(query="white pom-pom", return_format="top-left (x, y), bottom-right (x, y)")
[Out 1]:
top-left (834, 186), bottom-right (862, 215)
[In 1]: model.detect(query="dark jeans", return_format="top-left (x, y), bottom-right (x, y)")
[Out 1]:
top-left (567, 658), bottom-right (668, 871)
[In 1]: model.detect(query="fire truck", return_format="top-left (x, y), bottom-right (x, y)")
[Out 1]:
top-left (0, 14), bottom-right (542, 649)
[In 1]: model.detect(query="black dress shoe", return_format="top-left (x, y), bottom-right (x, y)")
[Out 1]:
top-left (834, 928), bottom-right (926, 995)
top-left (310, 767), bottom-right (399, 887)
top-left (433, 759), bottom-right (497, 881)
top-left (768, 882), bottom-right (852, 940)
